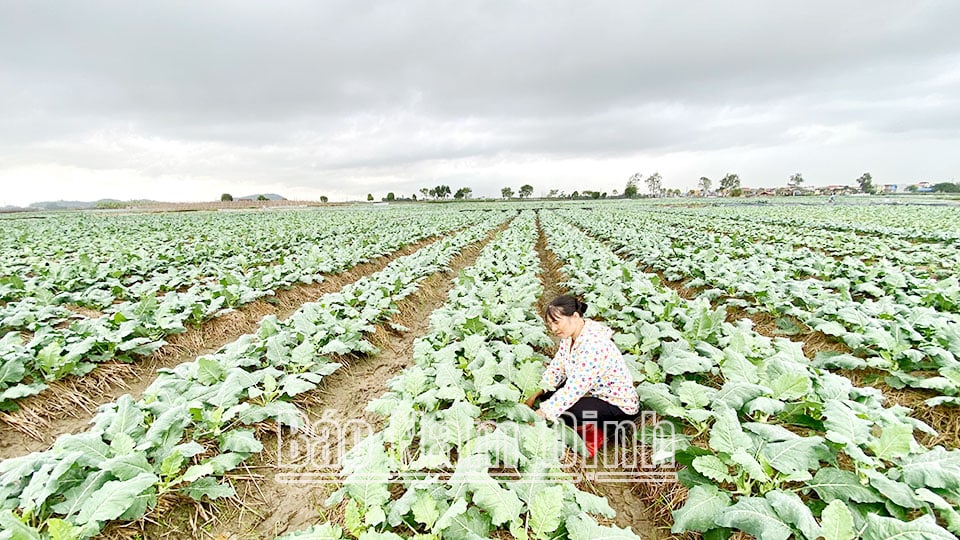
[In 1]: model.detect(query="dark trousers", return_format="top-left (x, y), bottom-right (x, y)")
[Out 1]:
top-left (541, 391), bottom-right (638, 440)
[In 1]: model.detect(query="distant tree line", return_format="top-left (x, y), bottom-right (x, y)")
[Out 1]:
top-left (359, 171), bottom-right (960, 204)
top-left (932, 182), bottom-right (960, 193)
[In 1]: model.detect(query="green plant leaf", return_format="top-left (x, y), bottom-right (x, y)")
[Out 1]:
top-left (709, 406), bottom-right (752, 455)
top-left (671, 485), bottom-right (731, 533)
top-left (807, 468), bottom-right (884, 504)
top-left (715, 497), bottom-right (792, 540)
top-left (196, 357), bottom-right (226, 385)
top-left (823, 400), bottom-right (872, 448)
top-left (529, 485), bottom-right (563, 539)
top-left (220, 429), bottom-right (263, 454)
top-left (765, 490), bottom-right (821, 540)
top-left (862, 514), bottom-right (954, 540)
top-left (469, 477), bottom-right (523, 526)
top-left (761, 436), bottom-right (826, 476)
top-left (731, 449), bottom-right (771, 483)
top-left (819, 500), bottom-right (855, 540)
top-left (276, 523), bottom-right (344, 540)
top-left (75, 472), bottom-right (158, 526)
top-left (867, 422), bottom-right (913, 462)
top-left (181, 477), bottom-right (236, 501)
top-left (566, 513), bottom-right (643, 540)
top-left (636, 382), bottom-right (685, 417)
top-left (660, 341), bottom-right (713, 375)
top-left (46, 518), bottom-right (84, 540)
top-left (768, 372), bottom-right (811, 401)
top-left (180, 463), bottom-right (215, 484)
top-left (915, 488), bottom-right (960, 534)
top-left (0, 509), bottom-right (41, 540)
top-left (53, 432), bottom-right (111, 468)
top-left (898, 447), bottom-right (960, 490)
top-left (410, 489), bottom-right (439, 529)
top-left (101, 453), bottom-right (153, 482)
top-left (692, 455), bottom-right (732, 483)
top-left (434, 497), bottom-right (468, 532)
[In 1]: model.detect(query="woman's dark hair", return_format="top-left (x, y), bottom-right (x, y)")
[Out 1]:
top-left (544, 295), bottom-right (588, 322)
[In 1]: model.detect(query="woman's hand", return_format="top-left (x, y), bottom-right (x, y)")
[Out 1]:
top-left (524, 390), bottom-right (543, 409)
top-left (534, 409), bottom-right (546, 420)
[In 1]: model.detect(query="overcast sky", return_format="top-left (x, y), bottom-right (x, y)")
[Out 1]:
top-left (1, 1), bottom-right (959, 205)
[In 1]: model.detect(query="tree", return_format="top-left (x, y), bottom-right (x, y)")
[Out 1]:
top-left (367, 193), bottom-right (374, 201)
top-left (719, 173), bottom-right (741, 195)
top-left (856, 172), bottom-right (875, 194)
top-left (427, 186), bottom-right (452, 199)
top-left (611, 189), bottom-right (619, 197)
top-left (385, 192), bottom-right (396, 201)
top-left (221, 193), bottom-right (233, 201)
top-left (501, 187), bottom-right (514, 199)
top-left (454, 187), bottom-right (472, 199)
top-left (591, 191), bottom-right (601, 199)
top-left (645, 172), bottom-right (663, 197)
top-left (256, 194), bottom-right (268, 201)
top-left (934, 182), bottom-right (960, 193)
top-left (570, 191), bottom-right (580, 199)
top-left (519, 184), bottom-right (534, 198)
top-left (547, 189), bottom-right (559, 198)
top-left (905, 185), bottom-right (918, 193)
top-left (624, 173), bottom-right (642, 198)
top-left (788, 172), bottom-right (804, 190)
top-left (320, 196), bottom-right (329, 203)
top-left (419, 188), bottom-right (430, 200)
top-left (698, 177), bottom-right (712, 195)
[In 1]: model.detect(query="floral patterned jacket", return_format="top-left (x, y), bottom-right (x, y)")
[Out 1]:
top-left (539, 318), bottom-right (640, 422)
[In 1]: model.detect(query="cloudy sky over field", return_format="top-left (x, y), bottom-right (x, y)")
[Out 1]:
top-left (1, 1), bottom-right (959, 205)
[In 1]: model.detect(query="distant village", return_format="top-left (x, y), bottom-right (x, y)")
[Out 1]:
top-left (733, 181), bottom-right (937, 197)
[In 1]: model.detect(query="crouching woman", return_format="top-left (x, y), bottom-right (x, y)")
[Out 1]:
top-left (525, 295), bottom-right (639, 451)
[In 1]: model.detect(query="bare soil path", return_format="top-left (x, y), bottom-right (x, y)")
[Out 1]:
top-left (535, 212), bottom-right (666, 540)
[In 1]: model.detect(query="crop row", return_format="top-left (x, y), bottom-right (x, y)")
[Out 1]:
top-left (0, 210), bottom-right (456, 323)
top-left (642, 207), bottom-right (960, 277)
top-left (540, 210), bottom-right (959, 539)
top-left (277, 211), bottom-right (642, 540)
top-left (0, 210), bottom-right (485, 411)
top-left (640, 207), bottom-right (959, 281)
top-left (560, 208), bottom-right (960, 406)
top-left (657, 202), bottom-right (960, 243)
top-left (592, 208), bottom-right (959, 314)
top-left (0, 212), bottom-right (508, 539)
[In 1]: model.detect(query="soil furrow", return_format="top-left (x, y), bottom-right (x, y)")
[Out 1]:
top-left (535, 211), bottom-right (666, 540)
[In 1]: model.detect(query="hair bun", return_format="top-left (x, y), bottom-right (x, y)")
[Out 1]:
top-left (577, 300), bottom-right (588, 315)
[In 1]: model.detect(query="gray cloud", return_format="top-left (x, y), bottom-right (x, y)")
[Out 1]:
top-left (2, 0), bottom-right (960, 203)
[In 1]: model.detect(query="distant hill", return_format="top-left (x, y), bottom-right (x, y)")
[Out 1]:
top-left (18, 195), bottom-right (287, 211)
top-left (237, 193), bottom-right (287, 201)
top-left (27, 199), bottom-right (159, 210)
top-left (29, 200), bottom-right (92, 210)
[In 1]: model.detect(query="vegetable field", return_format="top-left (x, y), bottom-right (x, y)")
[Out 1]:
top-left (1, 200), bottom-right (959, 539)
